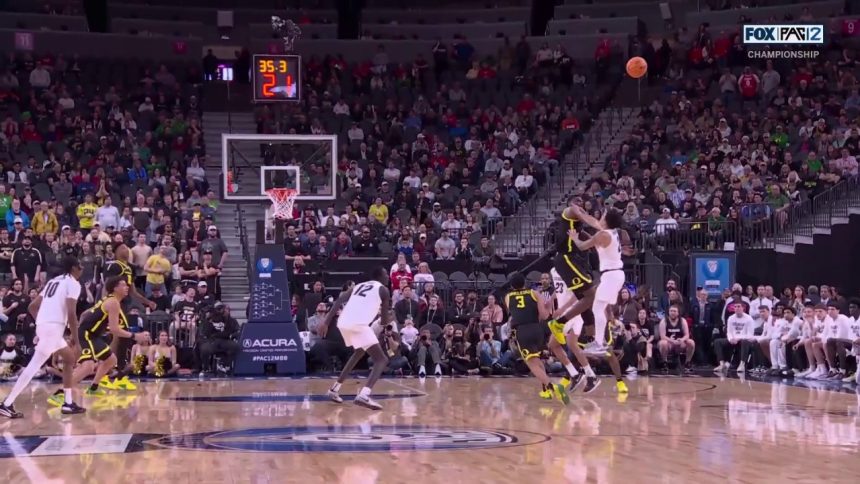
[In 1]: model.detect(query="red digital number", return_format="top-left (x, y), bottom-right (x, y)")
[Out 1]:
top-left (262, 73), bottom-right (276, 97)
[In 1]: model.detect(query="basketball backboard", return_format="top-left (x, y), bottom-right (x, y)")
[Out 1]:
top-left (221, 133), bottom-right (338, 203)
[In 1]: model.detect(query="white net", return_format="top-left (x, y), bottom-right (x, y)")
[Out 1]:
top-left (266, 188), bottom-right (298, 220)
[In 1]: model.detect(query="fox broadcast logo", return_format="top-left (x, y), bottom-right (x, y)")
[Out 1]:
top-left (742, 24), bottom-right (824, 44)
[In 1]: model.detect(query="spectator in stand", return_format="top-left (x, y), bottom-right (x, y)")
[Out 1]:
top-left (434, 229), bottom-right (455, 260)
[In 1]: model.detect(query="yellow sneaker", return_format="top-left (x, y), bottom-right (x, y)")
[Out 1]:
top-left (113, 376), bottom-right (137, 391)
top-left (547, 320), bottom-right (567, 345)
top-left (552, 383), bottom-right (570, 405)
top-left (539, 388), bottom-right (553, 400)
top-left (560, 376), bottom-right (571, 389)
top-left (85, 386), bottom-right (107, 397)
top-left (47, 392), bottom-right (65, 407)
top-left (99, 376), bottom-right (119, 391)
top-left (616, 380), bottom-right (629, 394)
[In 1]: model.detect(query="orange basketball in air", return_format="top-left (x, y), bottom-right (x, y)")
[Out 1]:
top-left (626, 56), bottom-right (648, 79)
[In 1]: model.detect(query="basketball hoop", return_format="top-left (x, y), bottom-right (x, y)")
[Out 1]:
top-left (266, 188), bottom-right (298, 220)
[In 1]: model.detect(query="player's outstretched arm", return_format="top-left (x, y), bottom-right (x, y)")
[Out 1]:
top-left (570, 229), bottom-right (608, 251)
top-left (568, 204), bottom-right (603, 231)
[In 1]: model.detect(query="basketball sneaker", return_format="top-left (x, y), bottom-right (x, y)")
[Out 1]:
top-left (99, 376), bottom-right (119, 391)
top-left (353, 394), bottom-right (383, 410)
top-left (796, 367), bottom-right (814, 378)
top-left (112, 376), bottom-right (137, 391)
top-left (61, 402), bottom-right (86, 415)
top-left (560, 376), bottom-right (571, 389)
top-left (0, 403), bottom-right (22, 419)
top-left (583, 341), bottom-right (609, 357)
top-left (539, 386), bottom-right (553, 400)
top-left (327, 388), bottom-right (344, 404)
top-left (568, 373), bottom-right (586, 392)
top-left (547, 320), bottom-right (567, 345)
top-left (47, 390), bottom-right (65, 407)
top-left (616, 380), bottom-right (629, 394)
top-left (842, 372), bottom-right (856, 383)
top-left (551, 383), bottom-right (570, 405)
top-left (735, 362), bottom-right (746, 374)
top-left (86, 386), bottom-right (107, 397)
top-left (583, 377), bottom-right (601, 394)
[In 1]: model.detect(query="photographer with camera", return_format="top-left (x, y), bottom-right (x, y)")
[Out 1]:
top-left (478, 325), bottom-right (512, 371)
top-left (379, 323), bottom-right (409, 374)
top-left (198, 302), bottom-right (240, 375)
top-left (412, 327), bottom-right (442, 377)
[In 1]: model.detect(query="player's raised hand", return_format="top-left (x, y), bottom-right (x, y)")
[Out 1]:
top-left (318, 322), bottom-right (329, 339)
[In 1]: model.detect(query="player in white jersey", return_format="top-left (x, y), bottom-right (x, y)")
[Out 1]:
top-left (0, 257), bottom-right (86, 418)
top-left (768, 306), bottom-right (802, 376)
top-left (822, 302), bottom-right (856, 381)
top-left (566, 206), bottom-right (632, 355)
top-left (798, 304), bottom-right (832, 379)
top-left (319, 266), bottom-right (392, 410)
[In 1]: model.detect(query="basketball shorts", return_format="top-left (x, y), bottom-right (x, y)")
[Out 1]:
top-left (340, 322), bottom-right (380, 351)
top-left (35, 323), bottom-right (68, 355)
top-left (512, 324), bottom-right (546, 361)
top-left (79, 330), bottom-right (113, 363)
top-left (552, 253), bottom-right (594, 296)
top-left (595, 269), bottom-right (625, 304)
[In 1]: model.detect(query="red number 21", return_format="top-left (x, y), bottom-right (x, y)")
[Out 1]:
top-left (262, 73), bottom-right (276, 97)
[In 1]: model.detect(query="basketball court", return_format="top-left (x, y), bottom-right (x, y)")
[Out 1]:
top-left (2, 375), bottom-right (859, 483)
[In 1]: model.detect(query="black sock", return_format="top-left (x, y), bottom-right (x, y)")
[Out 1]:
top-left (616, 377), bottom-right (623, 382)
top-left (53, 389), bottom-right (63, 396)
top-left (555, 315), bottom-right (569, 325)
top-left (89, 383), bottom-right (99, 392)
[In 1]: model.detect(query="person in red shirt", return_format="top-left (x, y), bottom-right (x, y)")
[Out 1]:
top-left (712, 30), bottom-right (733, 61)
top-left (516, 93), bottom-right (536, 114)
top-left (738, 66), bottom-right (759, 102)
top-left (390, 254), bottom-right (414, 289)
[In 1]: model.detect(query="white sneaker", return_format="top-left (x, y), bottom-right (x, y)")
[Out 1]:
top-left (354, 394), bottom-right (383, 410)
top-left (796, 368), bottom-right (813, 378)
top-left (327, 388), bottom-right (343, 404)
top-left (418, 366), bottom-right (426, 378)
top-left (713, 364), bottom-right (725, 373)
top-left (625, 366), bottom-right (637, 374)
top-left (736, 362), bottom-right (746, 374)
top-left (583, 341), bottom-right (609, 357)
top-left (841, 372), bottom-right (856, 383)
top-left (434, 364), bottom-right (442, 377)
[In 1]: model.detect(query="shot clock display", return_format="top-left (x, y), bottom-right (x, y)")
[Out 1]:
top-left (252, 54), bottom-right (301, 103)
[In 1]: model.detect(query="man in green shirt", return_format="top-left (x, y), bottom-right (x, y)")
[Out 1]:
top-left (806, 150), bottom-right (823, 174)
top-left (0, 184), bottom-right (11, 221)
top-left (766, 184), bottom-right (790, 210)
top-left (771, 125), bottom-right (789, 149)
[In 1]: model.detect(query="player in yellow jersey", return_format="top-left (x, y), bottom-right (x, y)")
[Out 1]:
top-left (505, 272), bottom-right (569, 405)
top-left (48, 277), bottom-right (147, 406)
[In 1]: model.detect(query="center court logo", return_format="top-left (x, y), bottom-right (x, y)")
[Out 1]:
top-left (148, 426), bottom-right (549, 453)
top-left (0, 426), bottom-right (549, 458)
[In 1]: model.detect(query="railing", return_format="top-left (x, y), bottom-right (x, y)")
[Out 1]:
top-left (635, 177), bottom-right (859, 251)
top-left (236, 205), bottom-right (253, 285)
top-left (486, 215), bottom-right (555, 255)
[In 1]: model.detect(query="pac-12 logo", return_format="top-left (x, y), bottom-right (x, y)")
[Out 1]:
top-left (743, 24), bottom-right (824, 44)
top-left (256, 258), bottom-right (273, 278)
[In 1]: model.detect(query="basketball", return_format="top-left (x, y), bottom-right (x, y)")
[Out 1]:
top-left (626, 56), bottom-right (648, 78)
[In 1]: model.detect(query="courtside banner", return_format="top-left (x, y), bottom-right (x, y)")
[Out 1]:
top-left (249, 244), bottom-right (292, 323)
top-left (234, 322), bottom-right (306, 375)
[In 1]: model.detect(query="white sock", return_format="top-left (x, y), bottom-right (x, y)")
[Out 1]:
top-left (64, 389), bottom-right (73, 405)
top-left (330, 382), bottom-right (341, 392)
top-left (818, 364), bottom-right (826, 372)
top-left (3, 350), bottom-right (51, 407)
top-left (358, 386), bottom-right (371, 398)
top-left (564, 363), bottom-right (579, 377)
top-left (583, 365), bottom-right (596, 378)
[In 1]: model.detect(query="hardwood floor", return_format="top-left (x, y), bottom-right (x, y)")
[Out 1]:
top-left (1, 375), bottom-right (859, 483)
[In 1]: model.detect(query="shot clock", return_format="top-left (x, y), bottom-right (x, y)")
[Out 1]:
top-left (252, 54), bottom-right (301, 103)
